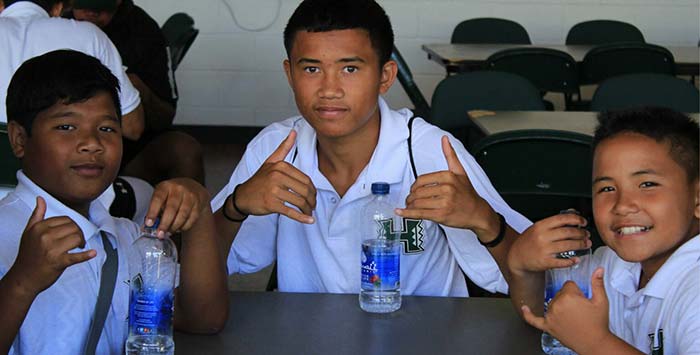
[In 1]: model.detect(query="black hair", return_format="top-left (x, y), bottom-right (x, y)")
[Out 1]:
top-left (283, 0), bottom-right (394, 67)
top-left (5, 0), bottom-right (65, 13)
top-left (6, 49), bottom-right (121, 136)
top-left (593, 107), bottom-right (699, 182)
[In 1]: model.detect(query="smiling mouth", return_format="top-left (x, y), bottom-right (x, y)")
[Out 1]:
top-left (616, 225), bottom-right (653, 236)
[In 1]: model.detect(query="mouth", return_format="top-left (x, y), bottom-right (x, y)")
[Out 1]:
top-left (614, 225), bottom-right (653, 237)
top-left (315, 106), bottom-right (348, 119)
top-left (71, 163), bottom-right (104, 178)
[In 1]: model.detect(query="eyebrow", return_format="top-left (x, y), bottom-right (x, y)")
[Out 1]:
top-left (592, 169), bottom-right (660, 184)
top-left (296, 56), bottom-right (366, 65)
top-left (47, 110), bottom-right (119, 122)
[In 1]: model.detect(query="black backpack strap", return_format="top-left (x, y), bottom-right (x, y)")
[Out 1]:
top-left (407, 115), bottom-right (418, 180)
top-left (110, 177), bottom-right (136, 219)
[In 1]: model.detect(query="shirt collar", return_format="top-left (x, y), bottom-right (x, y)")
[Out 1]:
top-left (293, 97), bottom-right (410, 193)
top-left (1, 1), bottom-right (49, 18)
top-left (14, 171), bottom-right (119, 244)
top-left (643, 235), bottom-right (700, 299)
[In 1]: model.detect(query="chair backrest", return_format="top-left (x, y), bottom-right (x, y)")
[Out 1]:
top-left (161, 13), bottom-right (199, 71)
top-left (451, 18), bottom-right (531, 44)
top-left (486, 47), bottom-right (579, 95)
top-left (391, 45), bottom-right (431, 120)
top-left (430, 71), bottom-right (545, 148)
top-left (566, 20), bottom-right (645, 45)
top-left (591, 73), bottom-right (700, 113)
top-left (0, 123), bottom-right (20, 189)
top-left (581, 42), bottom-right (674, 84)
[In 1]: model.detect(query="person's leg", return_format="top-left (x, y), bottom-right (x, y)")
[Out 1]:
top-left (122, 131), bottom-right (205, 185)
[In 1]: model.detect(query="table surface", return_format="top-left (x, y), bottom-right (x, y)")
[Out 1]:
top-left (422, 43), bottom-right (700, 75)
top-left (174, 291), bottom-right (544, 355)
top-left (470, 110), bottom-right (700, 136)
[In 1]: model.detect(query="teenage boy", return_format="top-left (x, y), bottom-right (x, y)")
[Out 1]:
top-left (508, 107), bottom-right (699, 354)
top-left (0, 50), bottom-right (228, 355)
top-left (212, 0), bottom-right (533, 296)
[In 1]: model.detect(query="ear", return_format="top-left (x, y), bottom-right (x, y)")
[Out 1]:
top-left (378, 60), bottom-right (398, 95)
top-left (49, 2), bottom-right (64, 17)
top-left (7, 121), bottom-right (28, 159)
top-left (694, 179), bottom-right (700, 220)
top-left (283, 59), bottom-right (293, 88)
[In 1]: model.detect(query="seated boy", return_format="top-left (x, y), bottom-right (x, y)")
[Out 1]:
top-left (508, 107), bottom-right (699, 354)
top-left (0, 50), bottom-right (228, 355)
top-left (212, 0), bottom-right (532, 296)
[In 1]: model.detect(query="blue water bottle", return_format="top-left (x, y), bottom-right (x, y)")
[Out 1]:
top-left (125, 220), bottom-right (178, 355)
top-left (359, 182), bottom-right (401, 313)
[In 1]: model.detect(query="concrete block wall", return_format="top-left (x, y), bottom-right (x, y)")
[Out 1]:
top-left (138, 0), bottom-right (699, 127)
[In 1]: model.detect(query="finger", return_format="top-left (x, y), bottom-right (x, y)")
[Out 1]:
top-left (54, 231), bottom-right (89, 253)
top-left (25, 196), bottom-right (47, 231)
top-left (405, 180), bottom-right (455, 205)
top-left (559, 280), bottom-right (584, 297)
top-left (441, 136), bottom-right (466, 175)
top-left (277, 189), bottom-right (314, 216)
top-left (550, 237), bottom-right (592, 254)
top-left (521, 305), bottom-right (547, 331)
top-left (180, 207), bottom-right (200, 231)
top-left (591, 267), bottom-right (607, 304)
top-left (169, 194), bottom-right (195, 232)
top-left (265, 130), bottom-right (297, 163)
top-left (539, 213), bottom-right (588, 230)
top-left (272, 169), bottom-right (317, 210)
top-left (394, 207), bottom-right (441, 222)
top-left (278, 205), bottom-right (314, 224)
top-left (145, 186), bottom-right (169, 227)
top-left (61, 249), bottom-right (97, 268)
top-left (158, 191), bottom-right (183, 235)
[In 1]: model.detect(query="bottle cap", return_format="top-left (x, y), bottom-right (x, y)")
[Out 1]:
top-left (371, 182), bottom-right (390, 195)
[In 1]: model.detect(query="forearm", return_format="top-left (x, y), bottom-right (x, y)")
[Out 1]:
top-left (470, 202), bottom-right (517, 286)
top-left (174, 209), bottom-right (229, 333)
top-left (121, 104), bottom-right (145, 140)
top-left (128, 73), bottom-right (175, 132)
top-left (0, 270), bottom-right (39, 352)
top-left (214, 194), bottom-right (245, 260)
top-left (508, 270), bottom-right (544, 318)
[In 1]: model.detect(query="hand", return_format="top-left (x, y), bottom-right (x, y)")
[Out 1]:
top-left (508, 213), bottom-right (591, 276)
top-left (395, 136), bottom-right (491, 230)
top-left (145, 178), bottom-right (211, 236)
top-left (522, 268), bottom-right (611, 353)
top-left (10, 197), bottom-right (96, 295)
top-left (234, 130), bottom-right (316, 224)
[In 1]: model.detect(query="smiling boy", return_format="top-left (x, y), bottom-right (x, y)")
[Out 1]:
top-left (211, 0), bottom-right (532, 296)
top-left (508, 107), bottom-right (699, 354)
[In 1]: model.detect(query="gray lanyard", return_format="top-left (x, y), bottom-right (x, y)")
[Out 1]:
top-left (84, 231), bottom-right (119, 355)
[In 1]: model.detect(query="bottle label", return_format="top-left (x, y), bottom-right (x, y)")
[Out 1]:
top-left (128, 274), bottom-right (174, 336)
top-left (361, 240), bottom-right (400, 291)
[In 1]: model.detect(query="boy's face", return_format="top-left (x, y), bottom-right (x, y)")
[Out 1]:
top-left (592, 132), bottom-right (700, 268)
top-left (9, 91), bottom-right (122, 212)
top-left (283, 29), bottom-right (396, 140)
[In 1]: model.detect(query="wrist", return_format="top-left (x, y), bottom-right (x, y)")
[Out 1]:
top-left (222, 184), bottom-right (248, 222)
top-left (2, 267), bottom-right (40, 300)
top-left (473, 204), bottom-right (504, 246)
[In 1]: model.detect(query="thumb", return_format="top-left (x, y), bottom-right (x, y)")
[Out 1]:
top-left (590, 267), bottom-right (607, 305)
top-left (265, 130), bottom-right (297, 163)
top-left (441, 136), bottom-right (466, 175)
top-left (26, 196), bottom-right (47, 230)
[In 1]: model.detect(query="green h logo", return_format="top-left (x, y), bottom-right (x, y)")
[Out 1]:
top-left (379, 218), bottom-right (425, 254)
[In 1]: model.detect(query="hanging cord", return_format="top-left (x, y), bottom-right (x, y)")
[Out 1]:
top-left (219, 0), bottom-right (282, 32)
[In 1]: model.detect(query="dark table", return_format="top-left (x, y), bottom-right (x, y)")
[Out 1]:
top-left (175, 291), bottom-right (544, 355)
top-left (422, 43), bottom-right (700, 76)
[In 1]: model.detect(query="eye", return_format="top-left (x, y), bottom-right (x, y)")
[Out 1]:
top-left (303, 66), bottom-right (319, 74)
top-left (55, 124), bottom-right (75, 131)
top-left (596, 186), bottom-right (615, 194)
top-left (640, 181), bottom-right (659, 188)
top-left (99, 126), bottom-right (117, 133)
top-left (343, 66), bottom-right (358, 73)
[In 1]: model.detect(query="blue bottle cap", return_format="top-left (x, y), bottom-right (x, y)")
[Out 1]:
top-left (371, 182), bottom-right (390, 195)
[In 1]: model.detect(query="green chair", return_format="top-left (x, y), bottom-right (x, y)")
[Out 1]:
top-left (472, 129), bottom-right (603, 249)
top-left (430, 71), bottom-right (546, 148)
top-left (580, 42), bottom-right (674, 85)
top-left (391, 45), bottom-right (431, 120)
top-left (0, 123), bottom-right (20, 189)
top-left (590, 73), bottom-right (700, 113)
top-left (161, 13), bottom-right (199, 71)
top-left (566, 20), bottom-right (645, 45)
top-left (486, 48), bottom-right (580, 110)
top-left (451, 18), bottom-right (531, 44)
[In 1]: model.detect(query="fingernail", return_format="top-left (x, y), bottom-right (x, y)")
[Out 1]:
top-left (157, 230), bottom-right (165, 239)
top-left (145, 218), bottom-right (153, 227)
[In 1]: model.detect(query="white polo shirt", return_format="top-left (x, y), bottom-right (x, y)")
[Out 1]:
top-left (594, 235), bottom-right (700, 354)
top-left (0, 171), bottom-right (140, 355)
top-left (0, 1), bottom-right (141, 123)
top-left (212, 98), bottom-right (531, 296)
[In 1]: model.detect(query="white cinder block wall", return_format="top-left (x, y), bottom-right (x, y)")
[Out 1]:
top-left (138, 0), bottom-right (700, 127)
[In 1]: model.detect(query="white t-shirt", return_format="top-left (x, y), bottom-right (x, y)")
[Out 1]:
top-left (211, 98), bottom-right (531, 296)
top-left (0, 1), bottom-right (141, 123)
top-left (594, 235), bottom-right (700, 354)
top-left (0, 171), bottom-right (141, 355)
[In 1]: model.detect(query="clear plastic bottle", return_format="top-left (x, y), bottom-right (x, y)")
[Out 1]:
top-left (359, 182), bottom-right (401, 313)
top-left (541, 248), bottom-right (592, 355)
top-left (125, 220), bottom-right (178, 355)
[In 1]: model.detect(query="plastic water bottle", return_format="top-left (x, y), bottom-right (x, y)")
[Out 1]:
top-left (541, 247), bottom-right (592, 355)
top-left (125, 220), bottom-right (178, 355)
top-left (359, 182), bottom-right (401, 313)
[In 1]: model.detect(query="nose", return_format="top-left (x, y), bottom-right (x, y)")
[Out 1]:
top-left (77, 129), bottom-right (104, 154)
top-left (318, 72), bottom-right (343, 99)
top-left (612, 189), bottom-right (639, 216)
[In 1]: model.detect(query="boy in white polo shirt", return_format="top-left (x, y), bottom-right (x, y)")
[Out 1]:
top-left (0, 50), bottom-right (228, 355)
top-left (212, 0), bottom-right (536, 296)
top-left (508, 107), bottom-right (699, 354)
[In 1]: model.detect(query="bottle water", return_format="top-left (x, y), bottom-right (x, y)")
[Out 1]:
top-left (541, 248), bottom-right (592, 355)
top-left (359, 182), bottom-right (401, 313)
top-left (126, 220), bottom-right (178, 355)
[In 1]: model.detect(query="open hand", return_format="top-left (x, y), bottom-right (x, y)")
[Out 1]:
top-left (234, 130), bottom-right (316, 224)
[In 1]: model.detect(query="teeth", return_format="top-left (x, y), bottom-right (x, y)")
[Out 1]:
top-left (618, 226), bottom-right (651, 235)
